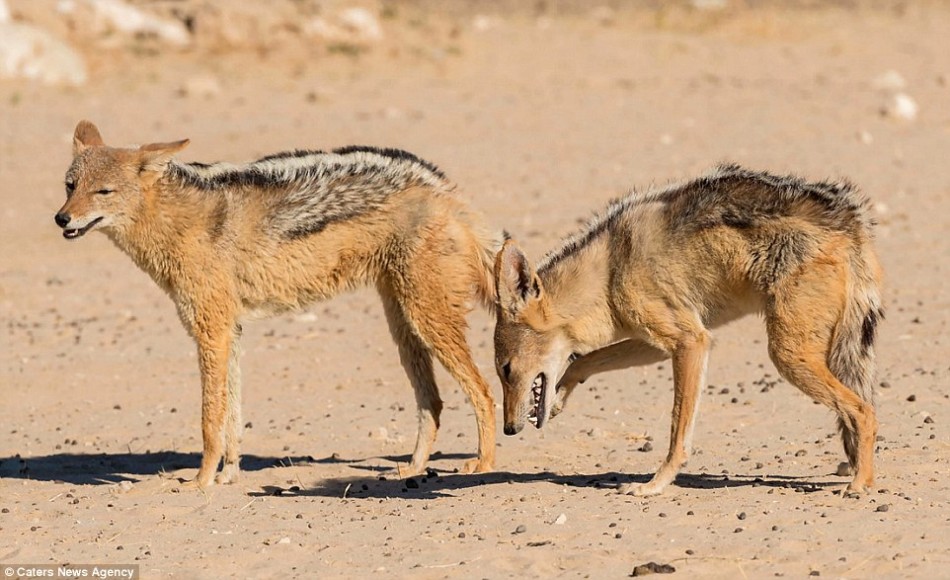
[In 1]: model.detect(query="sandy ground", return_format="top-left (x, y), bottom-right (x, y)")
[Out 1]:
top-left (2, 2), bottom-right (950, 578)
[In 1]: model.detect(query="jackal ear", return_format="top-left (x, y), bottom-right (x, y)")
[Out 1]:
top-left (73, 120), bottom-right (104, 154)
top-left (138, 139), bottom-right (190, 173)
top-left (495, 240), bottom-right (543, 315)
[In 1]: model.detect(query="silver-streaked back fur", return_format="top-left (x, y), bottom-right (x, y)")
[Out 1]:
top-left (538, 163), bottom-right (870, 273)
top-left (167, 146), bottom-right (451, 239)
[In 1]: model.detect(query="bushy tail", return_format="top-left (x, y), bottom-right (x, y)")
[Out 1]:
top-left (827, 244), bottom-right (884, 465)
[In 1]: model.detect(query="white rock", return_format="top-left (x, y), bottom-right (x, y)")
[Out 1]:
top-left (277, 537), bottom-right (291, 545)
top-left (472, 15), bottom-right (495, 31)
top-left (691, 0), bottom-right (729, 9)
top-left (0, 23), bottom-right (87, 85)
top-left (338, 8), bottom-right (382, 41)
top-left (306, 8), bottom-right (383, 44)
top-left (883, 93), bottom-right (918, 121)
top-left (89, 0), bottom-right (190, 46)
top-left (872, 69), bottom-right (906, 92)
top-left (553, 513), bottom-right (567, 525)
top-left (57, 0), bottom-right (77, 15)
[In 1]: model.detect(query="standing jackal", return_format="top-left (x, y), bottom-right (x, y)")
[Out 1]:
top-left (54, 121), bottom-right (501, 488)
top-left (494, 164), bottom-right (883, 496)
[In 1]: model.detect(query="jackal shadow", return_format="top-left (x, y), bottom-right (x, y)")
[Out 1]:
top-left (252, 460), bottom-right (846, 500)
top-left (0, 451), bottom-right (333, 485)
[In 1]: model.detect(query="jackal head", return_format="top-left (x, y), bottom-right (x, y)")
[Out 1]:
top-left (494, 240), bottom-right (577, 435)
top-left (54, 121), bottom-right (189, 240)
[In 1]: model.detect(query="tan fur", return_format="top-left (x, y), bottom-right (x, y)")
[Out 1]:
top-left (494, 165), bottom-right (882, 497)
top-left (55, 121), bottom-right (501, 488)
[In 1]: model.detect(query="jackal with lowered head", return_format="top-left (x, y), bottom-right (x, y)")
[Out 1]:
top-left (493, 164), bottom-right (883, 496)
top-left (55, 121), bottom-right (502, 488)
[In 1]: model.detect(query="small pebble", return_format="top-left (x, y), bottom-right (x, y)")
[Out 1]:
top-left (876, 504), bottom-right (890, 513)
top-left (907, 394), bottom-right (917, 402)
top-left (513, 524), bottom-right (527, 534)
top-left (737, 512), bottom-right (747, 520)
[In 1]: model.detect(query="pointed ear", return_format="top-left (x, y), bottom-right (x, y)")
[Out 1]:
top-left (73, 120), bottom-right (104, 155)
top-left (495, 239), bottom-right (543, 315)
top-left (138, 139), bottom-right (190, 173)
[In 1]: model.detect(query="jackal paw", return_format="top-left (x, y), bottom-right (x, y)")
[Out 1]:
top-left (618, 481), bottom-right (666, 497)
top-left (215, 463), bottom-right (240, 485)
top-left (178, 477), bottom-right (212, 494)
top-left (381, 463), bottom-right (426, 480)
top-left (460, 457), bottom-right (493, 475)
top-left (844, 479), bottom-right (872, 496)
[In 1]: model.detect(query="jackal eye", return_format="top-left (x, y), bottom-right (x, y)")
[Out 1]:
top-left (65, 181), bottom-right (75, 195)
top-left (501, 362), bottom-right (512, 381)
top-left (95, 188), bottom-right (114, 195)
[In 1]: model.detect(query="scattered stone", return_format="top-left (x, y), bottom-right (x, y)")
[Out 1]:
top-left (882, 93), bottom-right (918, 121)
top-left (277, 536), bottom-right (291, 544)
top-left (638, 441), bottom-right (653, 452)
top-left (554, 513), bottom-right (568, 525)
top-left (513, 524), bottom-right (527, 534)
top-left (872, 70), bottom-right (907, 91)
top-left (631, 562), bottom-right (676, 576)
top-left (306, 8), bottom-right (382, 44)
top-left (924, 415), bottom-right (934, 424)
top-left (907, 394), bottom-right (917, 402)
top-left (405, 478), bottom-right (419, 489)
top-left (691, 0), bottom-right (728, 10)
top-left (737, 512), bottom-right (747, 520)
top-left (876, 504), bottom-right (890, 513)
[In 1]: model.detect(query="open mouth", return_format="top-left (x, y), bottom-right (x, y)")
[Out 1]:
top-left (527, 373), bottom-right (548, 429)
top-left (63, 217), bottom-right (103, 239)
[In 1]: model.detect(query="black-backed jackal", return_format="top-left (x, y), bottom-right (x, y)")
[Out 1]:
top-left (55, 121), bottom-right (502, 488)
top-left (493, 164), bottom-right (883, 496)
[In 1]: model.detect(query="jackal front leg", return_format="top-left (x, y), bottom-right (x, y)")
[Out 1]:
top-left (190, 316), bottom-right (234, 490)
top-left (621, 331), bottom-right (710, 497)
top-left (554, 340), bottom-right (668, 418)
top-left (216, 324), bottom-right (243, 484)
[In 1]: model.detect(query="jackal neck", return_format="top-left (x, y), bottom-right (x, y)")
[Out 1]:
top-left (105, 183), bottom-right (217, 293)
top-left (536, 237), bottom-right (616, 348)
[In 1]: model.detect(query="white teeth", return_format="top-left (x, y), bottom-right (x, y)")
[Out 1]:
top-left (532, 376), bottom-right (543, 388)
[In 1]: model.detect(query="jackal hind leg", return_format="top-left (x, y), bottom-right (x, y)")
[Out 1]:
top-left (381, 293), bottom-right (442, 478)
top-left (766, 275), bottom-right (877, 494)
top-left (398, 295), bottom-right (495, 474)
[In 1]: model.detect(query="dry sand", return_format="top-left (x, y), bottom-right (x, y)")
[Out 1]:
top-left (2, 2), bottom-right (950, 578)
